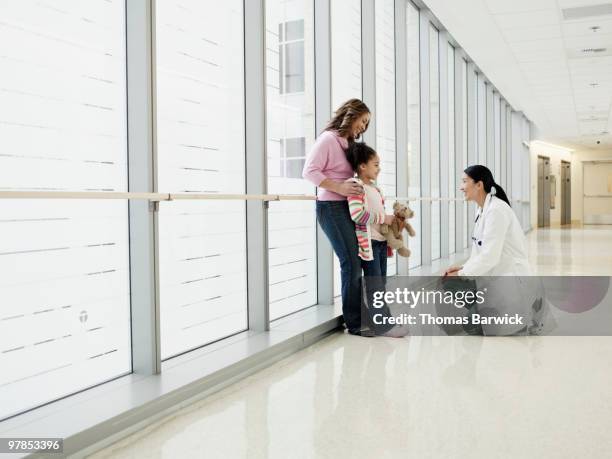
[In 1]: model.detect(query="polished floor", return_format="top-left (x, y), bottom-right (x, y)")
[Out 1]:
top-left (528, 224), bottom-right (612, 275)
top-left (89, 226), bottom-right (612, 459)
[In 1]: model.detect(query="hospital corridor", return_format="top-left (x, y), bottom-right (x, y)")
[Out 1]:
top-left (1, 0), bottom-right (612, 458)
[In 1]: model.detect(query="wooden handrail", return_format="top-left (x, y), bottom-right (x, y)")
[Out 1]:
top-left (0, 191), bottom-right (317, 201)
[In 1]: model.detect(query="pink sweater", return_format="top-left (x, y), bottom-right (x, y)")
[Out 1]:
top-left (302, 130), bottom-right (352, 201)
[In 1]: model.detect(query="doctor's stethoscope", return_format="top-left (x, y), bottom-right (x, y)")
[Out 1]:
top-left (472, 213), bottom-right (483, 247)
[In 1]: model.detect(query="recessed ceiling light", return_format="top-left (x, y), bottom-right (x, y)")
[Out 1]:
top-left (563, 4), bottom-right (612, 20)
top-left (590, 26), bottom-right (601, 32)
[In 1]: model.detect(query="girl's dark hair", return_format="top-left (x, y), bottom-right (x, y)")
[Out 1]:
top-left (464, 164), bottom-right (511, 207)
top-left (346, 142), bottom-right (377, 173)
top-left (325, 98), bottom-right (371, 142)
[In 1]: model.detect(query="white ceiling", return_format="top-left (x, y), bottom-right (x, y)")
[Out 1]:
top-left (424, 0), bottom-right (612, 151)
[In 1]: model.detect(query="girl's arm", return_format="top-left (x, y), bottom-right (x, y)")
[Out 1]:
top-left (347, 193), bottom-right (385, 225)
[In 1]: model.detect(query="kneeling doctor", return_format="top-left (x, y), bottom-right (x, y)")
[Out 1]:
top-left (444, 164), bottom-right (530, 277)
top-left (443, 165), bottom-right (543, 335)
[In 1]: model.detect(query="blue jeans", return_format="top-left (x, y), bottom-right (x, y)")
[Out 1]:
top-left (316, 200), bottom-right (362, 332)
top-left (361, 240), bottom-right (388, 278)
top-left (361, 240), bottom-right (394, 334)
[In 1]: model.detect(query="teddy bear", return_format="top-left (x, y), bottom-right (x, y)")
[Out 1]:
top-left (380, 201), bottom-right (416, 257)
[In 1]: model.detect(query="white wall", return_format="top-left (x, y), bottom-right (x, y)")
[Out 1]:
top-left (571, 150), bottom-right (612, 223)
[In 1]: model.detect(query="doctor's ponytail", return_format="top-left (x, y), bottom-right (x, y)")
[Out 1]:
top-left (464, 165), bottom-right (511, 207)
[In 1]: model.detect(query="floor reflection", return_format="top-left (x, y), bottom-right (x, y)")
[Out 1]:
top-left (90, 225), bottom-right (612, 458)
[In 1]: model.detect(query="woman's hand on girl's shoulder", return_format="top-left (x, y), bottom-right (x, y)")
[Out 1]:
top-left (339, 178), bottom-right (364, 197)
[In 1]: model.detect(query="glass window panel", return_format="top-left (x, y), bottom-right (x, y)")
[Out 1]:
top-left (462, 60), bottom-right (469, 249)
top-left (506, 104), bottom-right (512, 200)
top-left (331, 0), bottom-right (362, 109)
top-left (468, 70), bottom-right (479, 246)
top-left (331, 0), bottom-right (361, 293)
top-left (502, 103), bottom-right (506, 188)
top-left (375, 0), bottom-right (397, 275)
top-left (266, 0), bottom-right (317, 320)
top-left (155, 0), bottom-right (247, 359)
top-left (447, 43), bottom-right (455, 255)
top-left (282, 138), bottom-right (306, 178)
top-left (285, 159), bottom-right (305, 179)
top-left (0, 0), bottom-right (130, 420)
top-left (511, 113), bottom-right (522, 204)
top-left (284, 41), bottom-right (305, 93)
top-left (285, 19), bottom-right (304, 40)
top-left (472, 70), bottom-right (478, 163)
top-left (279, 19), bottom-right (305, 95)
top-left (407, 1), bottom-right (421, 269)
top-left (494, 93), bottom-right (501, 181)
top-left (486, 86), bottom-right (494, 171)
top-left (477, 75), bottom-right (486, 165)
top-left (429, 25), bottom-right (440, 261)
top-left (285, 137), bottom-right (305, 157)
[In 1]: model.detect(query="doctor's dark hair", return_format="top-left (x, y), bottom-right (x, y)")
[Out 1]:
top-left (346, 141), bottom-right (377, 173)
top-left (464, 165), bottom-right (511, 207)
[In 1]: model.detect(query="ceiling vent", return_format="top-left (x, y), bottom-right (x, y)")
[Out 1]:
top-left (580, 116), bottom-right (607, 121)
top-left (563, 4), bottom-right (612, 20)
top-left (582, 47), bottom-right (607, 53)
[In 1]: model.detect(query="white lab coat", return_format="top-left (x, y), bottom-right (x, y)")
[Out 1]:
top-left (459, 193), bottom-right (530, 277)
top-left (456, 193), bottom-right (542, 335)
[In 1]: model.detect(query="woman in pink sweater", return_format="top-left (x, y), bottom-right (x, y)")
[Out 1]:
top-left (302, 99), bottom-right (393, 336)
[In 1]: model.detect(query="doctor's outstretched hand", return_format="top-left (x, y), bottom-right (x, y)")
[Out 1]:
top-left (443, 266), bottom-right (462, 277)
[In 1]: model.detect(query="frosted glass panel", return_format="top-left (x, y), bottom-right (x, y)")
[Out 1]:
top-left (268, 200), bottom-right (318, 318)
top-left (407, 2), bottom-right (421, 269)
top-left (0, 0), bottom-right (131, 420)
top-left (429, 25), bottom-right (440, 261)
top-left (155, 0), bottom-right (247, 359)
top-left (331, 0), bottom-right (362, 109)
top-left (447, 44), bottom-right (456, 255)
top-left (494, 93), bottom-right (501, 180)
top-left (330, 0), bottom-right (360, 292)
top-left (266, 0), bottom-right (317, 320)
top-left (462, 61), bottom-right (469, 249)
top-left (375, 0), bottom-right (396, 198)
top-left (477, 75), bottom-right (487, 165)
top-left (375, 0), bottom-right (397, 275)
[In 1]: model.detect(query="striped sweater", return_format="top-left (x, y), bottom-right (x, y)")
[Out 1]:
top-left (347, 180), bottom-right (393, 261)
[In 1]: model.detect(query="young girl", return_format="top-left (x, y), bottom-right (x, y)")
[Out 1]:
top-left (346, 143), bottom-right (407, 337)
top-left (346, 142), bottom-right (393, 273)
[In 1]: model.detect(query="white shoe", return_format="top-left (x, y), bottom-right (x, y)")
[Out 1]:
top-left (381, 324), bottom-right (409, 338)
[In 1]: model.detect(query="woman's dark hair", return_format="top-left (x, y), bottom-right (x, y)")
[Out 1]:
top-left (325, 98), bottom-right (371, 142)
top-left (346, 142), bottom-right (377, 173)
top-left (464, 164), bottom-right (511, 207)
